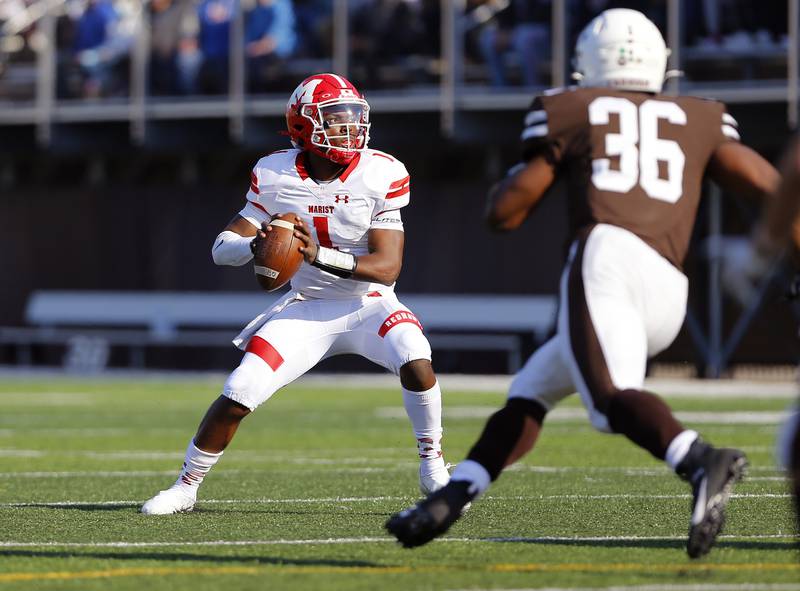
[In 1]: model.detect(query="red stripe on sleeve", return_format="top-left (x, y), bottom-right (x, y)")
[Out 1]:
top-left (389, 175), bottom-right (410, 189)
top-left (378, 311), bottom-right (423, 338)
top-left (386, 186), bottom-right (410, 200)
top-left (247, 200), bottom-right (270, 216)
top-left (246, 336), bottom-right (284, 371)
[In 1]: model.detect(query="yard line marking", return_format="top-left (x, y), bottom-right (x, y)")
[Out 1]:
top-left (1, 534), bottom-right (795, 549)
top-left (0, 496), bottom-right (409, 508)
top-left (509, 465), bottom-right (783, 475)
top-left (0, 450), bottom-right (45, 457)
top-left (378, 407), bottom-right (791, 424)
top-left (447, 585), bottom-right (800, 591)
top-left (0, 560), bottom-right (798, 583)
top-left (0, 372), bottom-right (796, 397)
top-left (0, 491), bottom-right (790, 509)
top-left (0, 467), bottom-right (401, 478)
top-left (0, 465), bottom-right (786, 478)
top-left (0, 470), bottom-right (186, 478)
top-left (0, 392), bottom-right (93, 405)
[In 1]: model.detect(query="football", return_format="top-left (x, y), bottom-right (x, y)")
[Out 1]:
top-left (253, 213), bottom-right (304, 292)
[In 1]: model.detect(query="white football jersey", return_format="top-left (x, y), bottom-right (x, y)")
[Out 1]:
top-left (238, 148), bottom-right (410, 299)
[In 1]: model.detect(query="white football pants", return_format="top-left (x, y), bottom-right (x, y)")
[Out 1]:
top-left (509, 223), bottom-right (688, 431)
top-left (224, 291), bottom-right (432, 410)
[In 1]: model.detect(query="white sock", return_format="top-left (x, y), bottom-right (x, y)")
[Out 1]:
top-left (451, 459), bottom-right (491, 499)
top-left (665, 429), bottom-right (699, 470)
top-left (174, 439), bottom-right (223, 497)
top-left (402, 381), bottom-right (444, 468)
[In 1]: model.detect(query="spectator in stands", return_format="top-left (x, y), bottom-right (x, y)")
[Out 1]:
top-left (476, 0), bottom-right (551, 88)
top-left (72, 0), bottom-right (131, 98)
top-left (695, 0), bottom-right (785, 50)
top-left (245, 0), bottom-right (296, 93)
top-left (197, 0), bottom-right (235, 94)
top-left (149, 0), bottom-right (201, 95)
top-left (292, 0), bottom-right (332, 59)
top-left (350, 0), bottom-right (438, 88)
top-left (573, 1), bottom-right (665, 43)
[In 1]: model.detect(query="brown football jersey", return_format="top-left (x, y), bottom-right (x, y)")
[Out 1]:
top-left (521, 87), bottom-right (740, 269)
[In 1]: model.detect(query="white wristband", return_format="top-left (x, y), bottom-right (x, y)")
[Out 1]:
top-left (312, 246), bottom-right (357, 278)
top-left (211, 230), bottom-right (254, 266)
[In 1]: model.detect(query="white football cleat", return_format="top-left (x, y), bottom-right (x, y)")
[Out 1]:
top-left (141, 486), bottom-right (196, 515)
top-left (419, 460), bottom-right (451, 495)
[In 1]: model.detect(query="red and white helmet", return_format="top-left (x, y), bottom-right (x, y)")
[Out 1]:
top-left (285, 73), bottom-right (370, 165)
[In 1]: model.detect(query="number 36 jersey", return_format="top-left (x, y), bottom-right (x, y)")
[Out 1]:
top-left (522, 87), bottom-right (740, 269)
top-left (238, 148), bottom-right (410, 299)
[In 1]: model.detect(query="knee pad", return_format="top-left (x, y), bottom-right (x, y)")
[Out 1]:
top-left (384, 324), bottom-right (432, 372)
top-left (222, 354), bottom-right (278, 411)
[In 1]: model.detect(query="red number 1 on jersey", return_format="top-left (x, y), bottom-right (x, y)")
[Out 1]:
top-left (312, 216), bottom-right (335, 248)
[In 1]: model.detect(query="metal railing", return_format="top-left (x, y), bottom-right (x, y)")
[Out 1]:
top-left (0, 0), bottom-right (798, 144)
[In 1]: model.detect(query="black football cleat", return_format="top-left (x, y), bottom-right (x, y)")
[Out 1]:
top-left (682, 445), bottom-right (748, 559)
top-left (386, 481), bottom-right (474, 548)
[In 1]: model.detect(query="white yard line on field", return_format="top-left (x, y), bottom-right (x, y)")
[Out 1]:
top-left (0, 491), bottom-right (789, 509)
top-left (447, 585), bottom-right (800, 591)
top-left (0, 533), bottom-right (795, 549)
top-left (0, 464), bottom-right (785, 478)
top-left (376, 407), bottom-right (791, 424)
top-left (0, 373), bottom-right (797, 398)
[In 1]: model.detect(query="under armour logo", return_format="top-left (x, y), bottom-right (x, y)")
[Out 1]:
top-left (334, 195), bottom-right (349, 204)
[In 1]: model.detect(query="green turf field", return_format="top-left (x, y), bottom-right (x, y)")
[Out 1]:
top-left (0, 375), bottom-right (797, 590)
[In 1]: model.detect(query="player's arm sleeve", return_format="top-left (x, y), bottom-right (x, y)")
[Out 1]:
top-left (370, 207), bottom-right (403, 231)
top-left (520, 94), bottom-right (580, 167)
top-left (720, 109), bottom-right (741, 145)
top-left (370, 161), bottom-right (410, 227)
top-left (382, 164), bottom-right (411, 209)
top-left (520, 96), bottom-right (559, 164)
top-left (238, 168), bottom-right (273, 228)
top-left (707, 104), bottom-right (779, 201)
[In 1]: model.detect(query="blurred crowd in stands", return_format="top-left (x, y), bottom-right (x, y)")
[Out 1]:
top-left (0, 0), bottom-right (791, 101)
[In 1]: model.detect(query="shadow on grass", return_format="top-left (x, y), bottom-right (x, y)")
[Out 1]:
top-left (13, 505), bottom-right (388, 517)
top-left (484, 537), bottom-right (799, 551)
top-left (14, 504), bottom-right (135, 512)
top-left (0, 549), bottom-right (377, 567)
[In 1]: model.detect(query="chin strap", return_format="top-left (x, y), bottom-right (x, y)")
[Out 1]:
top-left (312, 246), bottom-right (357, 278)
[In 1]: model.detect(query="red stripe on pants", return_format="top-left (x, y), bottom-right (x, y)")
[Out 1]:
top-left (246, 336), bottom-right (284, 371)
top-left (378, 311), bottom-right (423, 338)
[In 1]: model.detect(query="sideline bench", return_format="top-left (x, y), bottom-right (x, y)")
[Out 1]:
top-left (0, 291), bottom-right (557, 372)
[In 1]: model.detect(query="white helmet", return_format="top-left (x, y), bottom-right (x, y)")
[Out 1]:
top-left (573, 9), bottom-right (670, 93)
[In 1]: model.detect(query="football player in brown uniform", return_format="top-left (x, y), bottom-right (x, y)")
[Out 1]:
top-left (387, 8), bottom-right (780, 558)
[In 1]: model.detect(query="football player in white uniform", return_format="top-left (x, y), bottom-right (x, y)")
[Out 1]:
top-left (387, 9), bottom-right (780, 557)
top-left (142, 73), bottom-right (451, 515)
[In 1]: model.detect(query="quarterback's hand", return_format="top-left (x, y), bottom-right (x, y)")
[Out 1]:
top-left (254, 214), bottom-right (292, 252)
top-left (292, 219), bottom-right (318, 264)
top-left (251, 222), bottom-right (269, 254)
